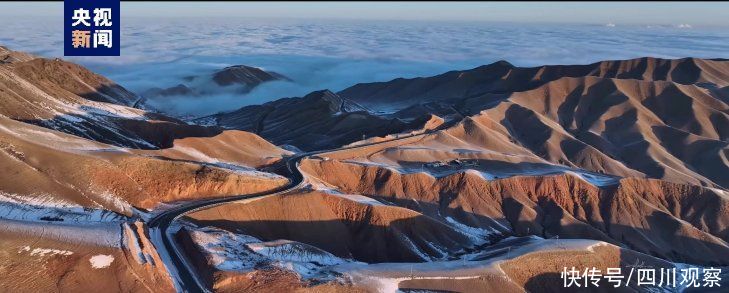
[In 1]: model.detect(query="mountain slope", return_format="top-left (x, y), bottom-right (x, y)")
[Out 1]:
top-left (340, 57), bottom-right (729, 108)
top-left (0, 221), bottom-right (175, 292)
top-left (0, 116), bottom-right (289, 212)
top-left (329, 75), bottom-right (729, 188)
top-left (0, 47), bottom-right (292, 212)
top-left (300, 157), bottom-right (729, 266)
top-left (0, 48), bottom-right (272, 150)
top-left (2, 44), bottom-right (728, 292)
top-left (199, 90), bottom-right (438, 151)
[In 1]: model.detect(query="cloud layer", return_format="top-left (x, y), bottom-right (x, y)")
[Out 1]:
top-left (2, 17), bottom-right (728, 116)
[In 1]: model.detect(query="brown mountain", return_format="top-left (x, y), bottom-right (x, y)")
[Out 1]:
top-left (331, 66), bottom-right (729, 188)
top-left (0, 47), bottom-right (300, 292)
top-left (199, 90), bottom-right (438, 151)
top-left (0, 108), bottom-right (289, 213)
top-left (0, 48), bottom-right (292, 212)
top-left (0, 47), bottom-right (294, 153)
top-left (176, 56), bottom-right (729, 290)
top-left (340, 57), bottom-right (729, 108)
top-left (300, 158), bottom-right (729, 266)
top-left (0, 48), bottom-right (212, 149)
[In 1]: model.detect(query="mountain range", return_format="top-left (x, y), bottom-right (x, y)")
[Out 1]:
top-left (1, 45), bottom-right (728, 292)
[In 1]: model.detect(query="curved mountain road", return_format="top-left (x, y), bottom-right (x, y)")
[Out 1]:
top-left (147, 132), bottom-right (430, 293)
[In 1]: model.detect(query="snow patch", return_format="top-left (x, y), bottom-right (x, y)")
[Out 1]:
top-left (75, 103), bottom-right (146, 120)
top-left (248, 240), bottom-right (346, 266)
top-left (0, 192), bottom-right (126, 222)
top-left (11, 119), bottom-right (127, 152)
top-left (171, 146), bottom-right (286, 179)
top-left (445, 216), bottom-right (500, 245)
top-left (585, 241), bottom-right (609, 253)
top-left (333, 193), bottom-right (385, 206)
top-left (465, 169), bottom-right (496, 180)
top-left (90, 254), bottom-right (115, 268)
top-left (346, 159), bottom-right (620, 187)
top-left (188, 226), bottom-right (264, 272)
top-left (187, 225), bottom-right (353, 280)
top-left (2, 218), bottom-right (122, 247)
top-left (18, 246), bottom-right (73, 257)
top-left (173, 146), bottom-right (220, 163)
top-left (190, 116), bottom-right (218, 127)
top-left (396, 233), bottom-right (431, 262)
top-left (564, 170), bottom-right (620, 187)
top-left (247, 239), bottom-right (348, 278)
top-left (279, 144), bottom-right (304, 154)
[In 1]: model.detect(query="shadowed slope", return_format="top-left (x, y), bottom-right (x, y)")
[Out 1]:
top-left (300, 158), bottom-right (729, 266)
top-left (188, 190), bottom-right (484, 263)
top-left (327, 75), bottom-right (729, 188)
top-left (200, 90), bottom-right (438, 151)
top-left (484, 76), bottom-right (729, 187)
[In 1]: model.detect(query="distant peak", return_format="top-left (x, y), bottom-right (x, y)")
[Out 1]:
top-left (488, 60), bottom-right (515, 68)
top-left (472, 60), bottom-right (514, 73)
top-left (304, 89), bottom-right (338, 99)
top-left (221, 64), bottom-right (261, 71)
top-left (212, 64), bottom-right (289, 86)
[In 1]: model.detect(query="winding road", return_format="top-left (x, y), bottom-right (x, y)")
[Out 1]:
top-left (147, 152), bottom-right (307, 293)
top-left (147, 132), bottom-right (429, 293)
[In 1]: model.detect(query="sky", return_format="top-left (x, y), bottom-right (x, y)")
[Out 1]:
top-left (1, 2), bottom-right (728, 26)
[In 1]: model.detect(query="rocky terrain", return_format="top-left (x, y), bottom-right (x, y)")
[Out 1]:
top-left (1, 45), bottom-right (728, 292)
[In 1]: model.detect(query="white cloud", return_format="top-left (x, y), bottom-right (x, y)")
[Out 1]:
top-left (1, 17), bottom-right (728, 116)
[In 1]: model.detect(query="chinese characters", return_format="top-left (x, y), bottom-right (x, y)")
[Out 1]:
top-left (70, 7), bottom-right (113, 49)
top-left (561, 266), bottom-right (721, 288)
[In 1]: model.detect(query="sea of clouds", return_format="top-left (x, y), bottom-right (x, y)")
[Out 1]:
top-left (1, 16), bottom-right (728, 116)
